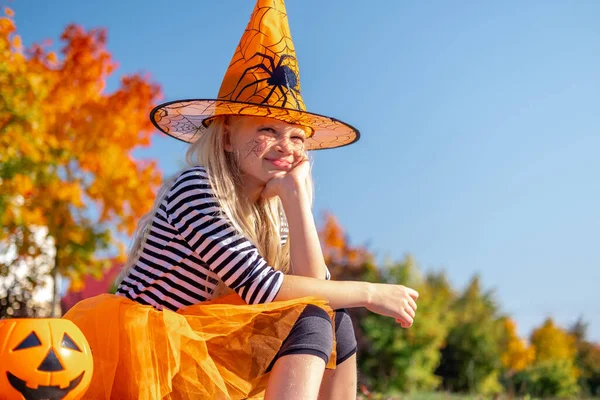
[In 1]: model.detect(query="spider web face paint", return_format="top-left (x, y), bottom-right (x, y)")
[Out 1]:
top-left (242, 135), bottom-right (305, 159)
top-left (244, 137), bottom-right (272, 159)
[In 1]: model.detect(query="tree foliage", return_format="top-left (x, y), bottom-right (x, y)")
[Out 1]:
top-left (435, 276), bottom-right (505, 394)
top-left (569, 318), bottom-right (600, 396)
top-left (500, 317), bottom-right (535, 373)
top-left (0, 8), bottom-right (162, 314)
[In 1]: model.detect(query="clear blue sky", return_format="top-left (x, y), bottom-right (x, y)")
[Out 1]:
top-left (9, 0), bottom-right (599, 341)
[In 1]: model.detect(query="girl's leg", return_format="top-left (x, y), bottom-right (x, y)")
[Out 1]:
top-left (264, 304), bottom-right (334, 400)
top-left (265, 354), bottom-right (326, 400)
top-left (318, 309), bottom-right (359, 400)
top-left (318, 354), bottom-right (357, 400)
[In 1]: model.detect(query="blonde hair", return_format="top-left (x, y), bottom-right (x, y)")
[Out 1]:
top-left (115, 116), bottom-right (314, 298)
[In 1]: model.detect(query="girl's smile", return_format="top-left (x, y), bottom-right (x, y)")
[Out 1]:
top-left (264, 157), bottom-right (293, 170)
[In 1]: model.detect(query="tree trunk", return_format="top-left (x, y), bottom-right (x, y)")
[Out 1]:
top-left (50, 249), bottom-right (61, 317)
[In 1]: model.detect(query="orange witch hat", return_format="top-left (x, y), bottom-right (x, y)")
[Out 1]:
top-left (150, 0), bottom-right (359, 150)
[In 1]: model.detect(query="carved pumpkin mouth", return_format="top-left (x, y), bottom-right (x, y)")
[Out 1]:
top-left (7, 371), bottom-right (84, 400)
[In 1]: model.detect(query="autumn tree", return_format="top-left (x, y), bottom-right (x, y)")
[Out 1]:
top-left (435, 275), bottom-right (505, 394)
top-left (511, 318), bottom-right (579, 397)
top-left (531, 318), bottom-right (577, 363)
top-left (0, 8), bottom-right (162, 316)
top-left (569, 318), bottom-right (600, 396)
top-left (500, 318), bottom-right (535, 374)
top-left (497, 317), bottom-right (536, 395)
top-left (319, 211), bottom-right (374, 280)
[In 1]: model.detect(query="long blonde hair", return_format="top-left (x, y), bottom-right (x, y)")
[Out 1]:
top-left (115, 116), bottom-right (314, 297)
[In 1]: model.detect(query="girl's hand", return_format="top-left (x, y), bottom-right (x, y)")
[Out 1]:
top-left (365, 283), bottom-right (419, 328)
top-left (261, 157), bottom-right (310, 200)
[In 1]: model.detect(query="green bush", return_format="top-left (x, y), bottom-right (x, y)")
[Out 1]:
top-left (511, 360), bottom-right (579, 397)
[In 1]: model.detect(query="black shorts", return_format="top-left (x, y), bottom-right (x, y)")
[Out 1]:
top-left (267, 304), bottom-right (358, 371)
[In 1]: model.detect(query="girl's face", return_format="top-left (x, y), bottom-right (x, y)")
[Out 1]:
top-left (225, 116), bottom-right (309, 185)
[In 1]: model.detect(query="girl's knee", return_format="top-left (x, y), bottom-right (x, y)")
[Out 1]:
top-left (302, 304), bottom-right (332, 324)
top-left (286, 304), bottom-right (334, 355)
top-left (267, 304), bottom-right (333, 371)
top-left (334, 309), bottom-right (358, 364)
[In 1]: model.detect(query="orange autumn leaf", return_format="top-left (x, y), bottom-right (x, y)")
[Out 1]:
top-left (11, 34), bottom-right (20, 49)
top-left (0, 17), bottom-right (15, 34)
top-left (46, 51), bottom-right (57, 65)
top-left (322, 213), bottom-right (345, 250)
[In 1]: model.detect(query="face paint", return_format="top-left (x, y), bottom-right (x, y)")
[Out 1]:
top-left (243, 137), bottom-right (271, 159)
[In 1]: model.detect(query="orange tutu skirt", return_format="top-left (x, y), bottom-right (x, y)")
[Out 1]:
top-left (63, 293), bottom-right (336, 400)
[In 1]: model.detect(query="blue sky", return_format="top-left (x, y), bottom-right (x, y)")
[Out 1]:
top-left (8, 0), bottom-right (599, 341)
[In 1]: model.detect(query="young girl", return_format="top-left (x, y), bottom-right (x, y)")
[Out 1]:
top-left (64, 1), bottom-right (418, 399)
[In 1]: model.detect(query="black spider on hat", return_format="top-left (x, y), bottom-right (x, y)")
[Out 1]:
top-left (230, 53), bottom-right (301, 109)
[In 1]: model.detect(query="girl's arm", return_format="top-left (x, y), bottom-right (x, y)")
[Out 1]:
top-left (280, 185), bottom-right (329, 280)
top-left (274, 274), bottom-right (419, 328)
top-left (167, 168), bottom-right (418, 327)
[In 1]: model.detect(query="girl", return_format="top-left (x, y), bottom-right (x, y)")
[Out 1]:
top-left (64, 1), bottom-right (419, 399)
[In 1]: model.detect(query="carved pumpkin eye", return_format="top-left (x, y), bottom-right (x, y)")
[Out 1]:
top-left (12, 331), bottom-right (42, 351)
top-left (61, 333), bottom-right (82, 352)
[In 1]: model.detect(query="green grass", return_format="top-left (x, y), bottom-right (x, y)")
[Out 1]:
top-left (357, 393), bottom-right (599, 400)
top-left (357, 392), bottom-right (483, 400)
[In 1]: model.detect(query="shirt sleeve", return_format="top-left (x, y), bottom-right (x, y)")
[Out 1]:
top-left (166, 167), bottom-right (284, 305)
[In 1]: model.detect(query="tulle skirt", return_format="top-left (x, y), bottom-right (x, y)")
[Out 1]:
top-left (63, 293), bottom-right (336, 400)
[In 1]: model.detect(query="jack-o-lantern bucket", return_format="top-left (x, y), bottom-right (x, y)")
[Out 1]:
top-left (0, 318), bottom-right (93, 400)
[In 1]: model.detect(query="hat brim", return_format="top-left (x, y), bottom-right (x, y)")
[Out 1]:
top-left (150, 99), bottom-right (360, 150)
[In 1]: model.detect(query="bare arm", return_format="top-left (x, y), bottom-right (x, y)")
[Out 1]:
top-left (280, 186), bottom-right (329, 279)
top-left (274, 275), bottom-right (368, 309)
top-left (274, 274), bottom-right (419, 327)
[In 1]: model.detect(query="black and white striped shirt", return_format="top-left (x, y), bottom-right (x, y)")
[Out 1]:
top-left (116, 166), bottom-right (329, 311)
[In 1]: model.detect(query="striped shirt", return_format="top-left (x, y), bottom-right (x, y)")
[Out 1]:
top-left (116, 166), bottom-right (329, 311)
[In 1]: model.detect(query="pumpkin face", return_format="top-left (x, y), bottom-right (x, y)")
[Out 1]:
top-left (0, 318), bottom-right (93, 400)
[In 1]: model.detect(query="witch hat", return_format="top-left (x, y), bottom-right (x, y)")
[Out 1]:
top-left (150, 0), bottom-right (359, 150)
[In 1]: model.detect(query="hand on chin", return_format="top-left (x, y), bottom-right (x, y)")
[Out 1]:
top-left (261, 158), bottom-right (309, 200)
